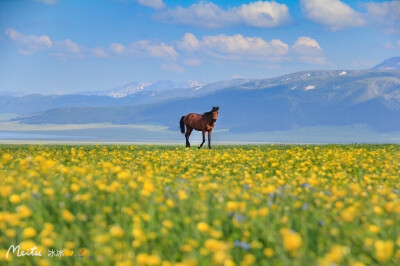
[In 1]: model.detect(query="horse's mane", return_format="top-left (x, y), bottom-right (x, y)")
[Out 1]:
top-left (202, 110), bottom-right (213, 116)
top-left (203, 107), bottom-right (219, 117)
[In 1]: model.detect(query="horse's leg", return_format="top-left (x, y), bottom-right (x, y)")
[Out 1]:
top-left (198, 131), bottom-right (206, 149)
top-left (185, 127), bottom-right (193, 148)
top-left (208, 130), bottom-right (213, 149)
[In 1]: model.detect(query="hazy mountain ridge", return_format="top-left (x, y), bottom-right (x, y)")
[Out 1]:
top-left (82, 80), bottom-right (204, 98)
top-left (12, 69), bottom-right (400, 132)
top-left (372, 56), bottom-right (400, 70)
top-left (0, 79), bottom-right (244, 115)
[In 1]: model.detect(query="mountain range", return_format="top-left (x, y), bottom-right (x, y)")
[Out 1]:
top-left (1, 57), bottom-right (400, 134)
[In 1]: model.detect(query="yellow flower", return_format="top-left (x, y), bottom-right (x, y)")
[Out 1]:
top-left (23, 227), bottom-right (37, 238)
top-left (43, 188), bottom-right (54, 197)
top-left (340, 206), bottom-right (356, 222)
top-left (20, 240), bottom-right (37, 250)
top-left (324, 245), bottom-right (349, 263)
top-left (263, 248), bottom-right (274, 257)
top-left (197, 222), bottom-right (210, 232)
top-left (135, 253), bottom-right (161, 266)
top-left (16, 205), bottom-right (32, 218)
top-left (375, 240), bottom-right (394, 262)
top-left (96, 234), bottom-right (110, 244)
top-left (281, 229), bottom-right (302, 253)
top-left (242, 254), bottom-right (256, 265)
top-left (204, 239), bottom-right (228, 252)
top-left (110, 225), bottom-right (124, 238)
top-left (373, 206), bottom-right (383, 215)
top-left (258, 208), bottom-right (269, 216)
top-left (41, 238), bottom-right (54, 247)
top-left (368, 224), bottom-right (380, 233)
top-left (70, 183), bottom-right (80, 192)
top-left (0, 249), bottom-right (12, 261)
top-left (5, 229), bottom-right (16, 238)
top-left (9, 194), bottom-right (21, 204)
top-left (61, 209), bottom-right (75, 222)
top-left (166, 199), bottom-right (174, 207)
top-left (142, 182), bottom-right (155, 197)
top-left (162, 220), bottom-right (174, 229)
top-left (178, 190), bottom-right (187, 200)
top-left (350, 262), bottom-right (365, 266)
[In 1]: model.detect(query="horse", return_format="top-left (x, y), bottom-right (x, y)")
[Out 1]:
top-left (180, 106), bottom-right (219, 149)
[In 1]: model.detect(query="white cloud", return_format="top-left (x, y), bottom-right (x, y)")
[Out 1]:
top-left (91, 47), bottom-right (108, 58)
top-left (292, 36), bottom-right (321, 51)
top-left (6, 28), bottom-right (52, 53)
top-left (177, 33), bottom-right (325, 64)
top-left (154, 1), bottom-right (291, 28)
top-left (300, 0), bottom-right (364, 30)
top-left (110, 41), bottom-right (177, 59)
top-left (202, 34), bottom-right (289, 61)
top-left (110, 43), bottom-right (125, 54)
top-left (160, 63), bottom-right (185, 73)
top-left (177, 33), bottom-right (289, 61)
top-left (291, 36), bottom-right (325, 64)
top-left (56, 39), bottom-right (81, 54)
top-left (137, 0), bottom-right (165, 10)
top-left (128, 41), bottom-right (178, 59)
top-left (235, 1), bottom-right (292, 28)
top-left (178, 33), bottom-right (200, 51)
top-left (364, 1), bottom-right (400, 34)
top-left (33, 0), bottom-right (58, 5)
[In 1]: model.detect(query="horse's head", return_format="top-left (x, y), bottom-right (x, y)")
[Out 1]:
top-left (212, 106), bottom-right (219, 122)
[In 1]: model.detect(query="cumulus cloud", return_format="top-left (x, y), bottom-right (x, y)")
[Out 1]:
top-left (154, 1), bottom-right (291, 28)
top-left (6, 28), bottom-right (52, 54)
top-left (300, 0), bottom-right (364, 30)
top-left (176, 33), bottom-right (326, 64)
top-left (364, 1), bottom-right (400, 34)
top-left (291, 36), bottom-right (325, 64)
top-left (177, 33), bottom-right (289, 62)
top-left (6, 28), bottom-right (87, 59)
top-left (137, 0), bottom-right (165, 10)
top-left (110, 43), bottom-right (125, 54)
top-left (91, 47), bottom-right (108, 58)
top-left (178, 33), bottom-right (200, 51)
top-left (128, 41), bottom-right (178, 59)
top-left (55, 39), bottom-right (81, 54)
top-left (202, 34), bottom-right (289, 61)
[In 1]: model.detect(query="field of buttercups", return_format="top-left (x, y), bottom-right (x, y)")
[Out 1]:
top-left (0, 144), bottom-right (399, 265)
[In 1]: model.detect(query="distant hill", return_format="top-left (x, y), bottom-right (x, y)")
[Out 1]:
top-left (372, 56), bottom-right (400, 70)
top-left (0, 79), bottom-right (243, 115)
top-left (14, 69), bottom-right (400, 132)
top-left (82, 79), bottom-right (204, 98)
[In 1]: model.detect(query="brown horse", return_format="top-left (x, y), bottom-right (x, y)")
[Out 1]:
top-left (180, 106), bottom-right (219, 149)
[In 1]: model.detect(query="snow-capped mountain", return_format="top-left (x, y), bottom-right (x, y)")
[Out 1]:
top-left (85, 80), bottom-right (204, 98)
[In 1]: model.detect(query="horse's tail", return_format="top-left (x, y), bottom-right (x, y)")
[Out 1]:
top-left (180, 116), bottom-right (186, 134)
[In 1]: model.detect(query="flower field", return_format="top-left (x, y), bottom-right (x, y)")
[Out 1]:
top-left (0, 144), bottom-right (399, 265)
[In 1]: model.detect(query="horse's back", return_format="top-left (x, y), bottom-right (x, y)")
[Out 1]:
top-left (184, 113), bottom-right (204, 130)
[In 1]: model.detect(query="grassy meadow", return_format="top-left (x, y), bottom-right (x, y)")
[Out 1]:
top-left (0, 144), bottom-right (399, 265)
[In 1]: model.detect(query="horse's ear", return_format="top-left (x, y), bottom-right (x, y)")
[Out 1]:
top-left (213, 106), bottom-right (219, 110)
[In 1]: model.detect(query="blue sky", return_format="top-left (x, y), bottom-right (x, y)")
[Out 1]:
top-left (0, 0), bottom-right (399, 94)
